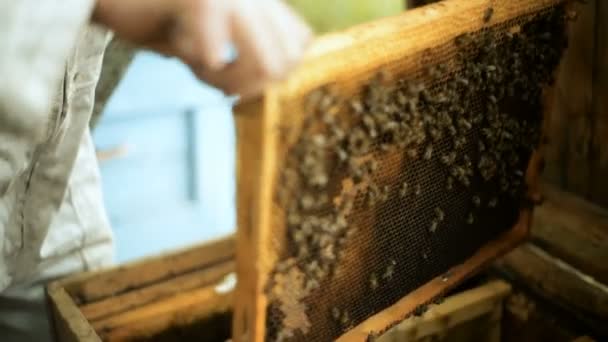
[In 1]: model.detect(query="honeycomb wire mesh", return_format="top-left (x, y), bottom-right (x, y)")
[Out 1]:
top-left (241, 1), bottom-right (571, 341)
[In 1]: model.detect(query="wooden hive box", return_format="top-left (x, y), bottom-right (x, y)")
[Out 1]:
top-left (47, 235), bottom-right (514, 342)
top-left (46, 237), bottom-right (236, 342)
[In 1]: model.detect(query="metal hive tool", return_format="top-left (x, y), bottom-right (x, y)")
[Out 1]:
top-left (232, 0), bottom-right (575, 341)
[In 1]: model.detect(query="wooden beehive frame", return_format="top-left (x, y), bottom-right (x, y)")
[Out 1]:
top-left (232, 0), bottom-right (570, 340)
top-left (46, 237), bottom-right (235, 342)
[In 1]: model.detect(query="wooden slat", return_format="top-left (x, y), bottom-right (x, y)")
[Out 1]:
top-left (60, 236), bottom-right (234, 303)
top-left (496, 243), bottom-right (608, 324)
top-left (588, 0), bottom-right (608, 206)
top-left (543, 0), bottom-right (596, 194)
top-left (338, 211), bottom-right (530, 341)
top-left (47, 284), bottom-right (102, 342)
top-left (573, 336), bottom-right (597, 342)
top-left (533, 184), bottom-right (608, 284)
top-left (81, 260), bottom-right (234, 322)
top-left (378, 280), bottom-right (511, 342)
top-left (95, 283), bottom-right (233, 341)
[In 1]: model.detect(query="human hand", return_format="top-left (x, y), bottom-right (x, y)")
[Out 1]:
top-left (93, 0), bottom-right (313, 99)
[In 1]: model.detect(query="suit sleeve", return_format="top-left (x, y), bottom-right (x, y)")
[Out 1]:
top-left (0, 0), bottom-right (96, 194)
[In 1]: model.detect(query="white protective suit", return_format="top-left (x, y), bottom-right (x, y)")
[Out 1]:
top-left (0, 2), bottom-right (115, 341)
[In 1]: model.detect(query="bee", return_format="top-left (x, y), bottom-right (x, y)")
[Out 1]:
top-left (383, 260), bottom-right (396, 280)
top-left (441, 152), bottom-right (457, 166)
top-left (446, 177), bottom-right (454, 191)
top-left (336, 147), bottom-right (349, 163)
top-left (298, 245), bottom-right (310, 258)
top-left (429, 219), bottom-right (439, 233)
top-left (435, 207), bottom-right (445, 221)
top-left (341, 310), bottom-right (351, 326)
top-left (420, 89), bottom-right (432, 103)
top-left (454, 136), bottom-right (467, 150)
top-left (292, 230), bottom-right (306, 244)
top-left (433, 296), bottom-right (445, 305)
top-left (456, 77), bottom-right (469, 86)
top-left (332, 307), bottom-right (341, 321)
top-left (287, 212), bottom-right (301, 226)
top-left (472, 195), bottom-right (481, 207)
top-left (366, 190), bottom-right (377, 207)
top-left (311, 172), bottom-right (329, 188)
top-left (413, 305), bottom-right (429, 317)
top-left (565, 10), bottom-right (579, 21)
top-left (399, 182), bottom-right (409, 197)
top-left (466, 213), bottom-right (475, 225)
top-left (300, 195), bottom-right (315, 210)
top-left (365, 160), bottom-right (379, 174)
top-left (321, 244), bottom-right (335, 261)
top-left (380, 143), bottom-right (391, 152)
top-left (458, 118), bottom-right (472, 131)
top-left (380, 185), bottom-right (391, 202)
top-left (414, 184), bottom-right (422, 197)
top-left (539, 32), bottom-right (552, 41)
top-left (448, 125), bottom-right (458, 136)
top-left (424, 145), bottom-right (433, 160)
top-left (429, 128), bottom-right (443, 142)
top-left (455, 33), bottom-right (472, 46)
top-left (369, 273), bottom-right (379, 290)
top-left (488, 197), bottom-right (498, 208)
top-left (396, 91), bottom-right (408, 106)
top-left (306, 278), bottom-right (320, 292)
top-left (350, 99), bottom-right (364, 115)
top-left (407, 148), bottom-right (419, 159)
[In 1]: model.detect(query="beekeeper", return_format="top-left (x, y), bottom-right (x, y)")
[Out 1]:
top-left (0, 1), bottom-right (312, 341)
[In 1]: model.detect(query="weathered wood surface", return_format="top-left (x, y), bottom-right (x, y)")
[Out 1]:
top-left (495, 243), bottom-right (608, 336)
top-left (95, 282), bottom-right (233, 341)
top-left (533, 184), bottom-right (608, 284)
top-left (543, 0), bottom-right (608, 209)
top-left (501, 290), bottom-right (587, 342)
top-left (378, 280), bottom-right (511, 342)
top-left (61, 236), bottom-right (234, 304)
top-left (47, 285), bottom-right (102, 342)
top-left (80, 260), bottom-right (234, 321)
top-left (48, 236), bottom-right (235, 342)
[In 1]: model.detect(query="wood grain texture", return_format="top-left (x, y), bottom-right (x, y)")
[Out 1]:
top-left (60, 236), bottom-right (234, 303)
top-left (533, 184), bottom-right (608, 284)
top-left (233, 98), bottom-right (270, 342)
top-left (95, 284), bottom-right (233, 341)
top-left (81, 260), bottom-right (234, 322)
top-left (338, 213), bottom-right (530, 341)
top-left (587, 1), bottom-right (608, 206)
top-left (48, 237), bottom-right (235, 342)
top-left (496, 243), bottom-right (608, 329)
top-left (47, 285), bottom-right (102, 342)
top-left (377, 280), bottom-right (511, 342)
top-left (543, 0), bottom-right (595, 191)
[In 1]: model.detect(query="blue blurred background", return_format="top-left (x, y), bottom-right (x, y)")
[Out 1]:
top-left (94, 52), bottom-right (236, 263)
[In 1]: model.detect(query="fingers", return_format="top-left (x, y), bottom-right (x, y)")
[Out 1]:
top-left (191, 0), bottom-right (232, 70)
top-left (184, 0), bottom-right (313, 98)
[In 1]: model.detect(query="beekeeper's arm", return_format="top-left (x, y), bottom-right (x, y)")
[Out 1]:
top-left (0, 0), bottom-right (99, 196)
top-left (0, 0), bottom-right (311, 195)
top-left (93, 0), bottom-right (312, 99)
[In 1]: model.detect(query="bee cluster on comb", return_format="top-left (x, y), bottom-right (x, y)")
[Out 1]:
top-left (263, 4), bottom-right (569, 342)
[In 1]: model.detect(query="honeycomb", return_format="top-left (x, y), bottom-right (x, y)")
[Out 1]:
top-left (233, 1), bottom-right (573, 341)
